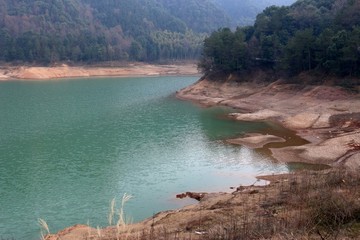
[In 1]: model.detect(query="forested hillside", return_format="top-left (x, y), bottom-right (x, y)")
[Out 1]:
top-left (199, 0), bottom-right (360, 82)
top-left (156, 0), bottom-right (230, 33)
top-left (0, 0), bottom-right (223, 63)
top-left (0, 0), bottom-right (296, 64)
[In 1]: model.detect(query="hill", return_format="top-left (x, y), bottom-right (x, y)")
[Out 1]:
top-left (212, 0), bottom-right (296, 27)
top-left (0, 0), bottom-right (298, 64)
top-left (199, 0), bottom-right (360, 83)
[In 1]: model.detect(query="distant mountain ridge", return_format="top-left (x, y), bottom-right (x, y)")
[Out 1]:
top-left (212, 0), bottom-right (296, 26)
top-left (0, 0), bottom-right (296, 63)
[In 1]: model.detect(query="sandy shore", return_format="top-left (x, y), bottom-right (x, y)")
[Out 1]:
top-left (44, 73), bottom-right (360, 239)
top-left (0, 63), bottom-right (199, 80)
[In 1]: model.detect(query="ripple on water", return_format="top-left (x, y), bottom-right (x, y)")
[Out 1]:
top-left (0, 76), bottom-right (290, 240)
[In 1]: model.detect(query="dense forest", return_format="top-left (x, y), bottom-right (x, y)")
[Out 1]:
top-left (0, 0), bottom-right (293, 64)
top-left (199, 0), bottom-right (360, 80)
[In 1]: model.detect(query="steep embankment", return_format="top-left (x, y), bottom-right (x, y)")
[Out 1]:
top-left (177, 74), bottom-right (360, 169)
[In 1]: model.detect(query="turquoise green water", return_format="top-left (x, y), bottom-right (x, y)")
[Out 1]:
top-left (0, 76), bottom-right (288, 239)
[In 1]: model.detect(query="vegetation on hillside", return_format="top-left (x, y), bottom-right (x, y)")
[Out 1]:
top-left (156, 0), bottom-right (230, 33)
top-left (199, 0), bottom-right (360, 81)
top-left (0, 0), bottom-right (296, 64)
top-left (0, 0), bottom-right (225, 63)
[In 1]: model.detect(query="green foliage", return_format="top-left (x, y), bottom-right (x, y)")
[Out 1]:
top-left (0, 0), bottom-right (226, 63)
top-left (198, 28), bottom-right (249, 73)
top-left (158, 0), bottom-right (230, 33)
top-left (0, 0), bottom-right (301, 64)
top-left (199, 0), bottom-right (360, 80)
top-left (150, 30), bottom-right (205, 61)
top-left (83, 0), bottom-right (189, 34)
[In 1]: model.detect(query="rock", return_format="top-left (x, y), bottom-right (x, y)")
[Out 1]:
top-left (271, 132), bottom-right (360, 164)
top-left (236, 186), bottom-right (246, 191)
top-left (249, 189), bottom-right (259, 194)
top-left (176, 193), bottom-right (187, 199)
top-left (284, 112), bottom-right (320, 129)
top-left (186, 192), bottom-right (207, 201)
top-left (235, 186), bottom-right (260, 194)
top-left (344, 153), bottom-right (360, 170)
top-left (230, 109), bottom-right (283, 121)
top-left (226, 134), bottom-right (286, 149)
top-left (176, 192), bottom-right (207, 201)
top-left (312, 113), bottom-right (332, 128)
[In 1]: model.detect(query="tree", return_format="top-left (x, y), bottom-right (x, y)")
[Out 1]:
top-left (284, 28), bottom-right (316, 75)
top-left (199, 0), bottom-right (360, 80)
top-left (198, 28), bottom-right (249, 74)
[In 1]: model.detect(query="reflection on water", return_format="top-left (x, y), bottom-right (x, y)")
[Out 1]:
top-left (199, 108), bottom-right (271, 140)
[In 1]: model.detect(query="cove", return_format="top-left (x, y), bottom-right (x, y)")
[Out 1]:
top-left (0, 76), bottom-right (289, 240)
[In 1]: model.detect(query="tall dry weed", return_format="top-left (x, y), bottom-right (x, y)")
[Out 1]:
top-left (38, 218), bottom-right (50, 240)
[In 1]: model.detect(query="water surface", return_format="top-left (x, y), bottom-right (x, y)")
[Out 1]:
top-left (0, 76), bottom-right (288, 239)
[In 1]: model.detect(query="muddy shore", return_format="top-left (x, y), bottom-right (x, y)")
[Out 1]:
top-left (41, 72), bottom-right (360, 239)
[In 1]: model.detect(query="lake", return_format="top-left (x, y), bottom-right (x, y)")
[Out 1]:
top-left (0, 76), bottom-right (289, 239)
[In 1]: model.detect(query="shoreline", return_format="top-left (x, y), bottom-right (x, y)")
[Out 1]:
top-left (44, 74), bottom-right (360, 239)
top-left (0, 62), bottom-right (200, 80)
top-left (176, 77), bottom-right (360, 168)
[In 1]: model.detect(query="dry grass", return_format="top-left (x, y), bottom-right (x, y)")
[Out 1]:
top-left (80, 193), bottom-right (133, 240)
top-left (130, 168), bottom-right (360, 240)
top-left (109, 198), bottom-right (116, 226)
top-left (38, 218), bottom-right (50, 240)
top-left (198, 168), bottom-right (360, 240)
top-left (45, 170), bottom-right (360, 240)
top-left (117, 193), bottom-right (133, 227)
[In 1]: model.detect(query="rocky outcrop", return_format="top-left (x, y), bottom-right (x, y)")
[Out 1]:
top-left (177, 78), bottom-right (360, 168)
top-left (176, 192), bottom-right (207, 201)
top-left (226, 134), bottom-right (286, 149)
